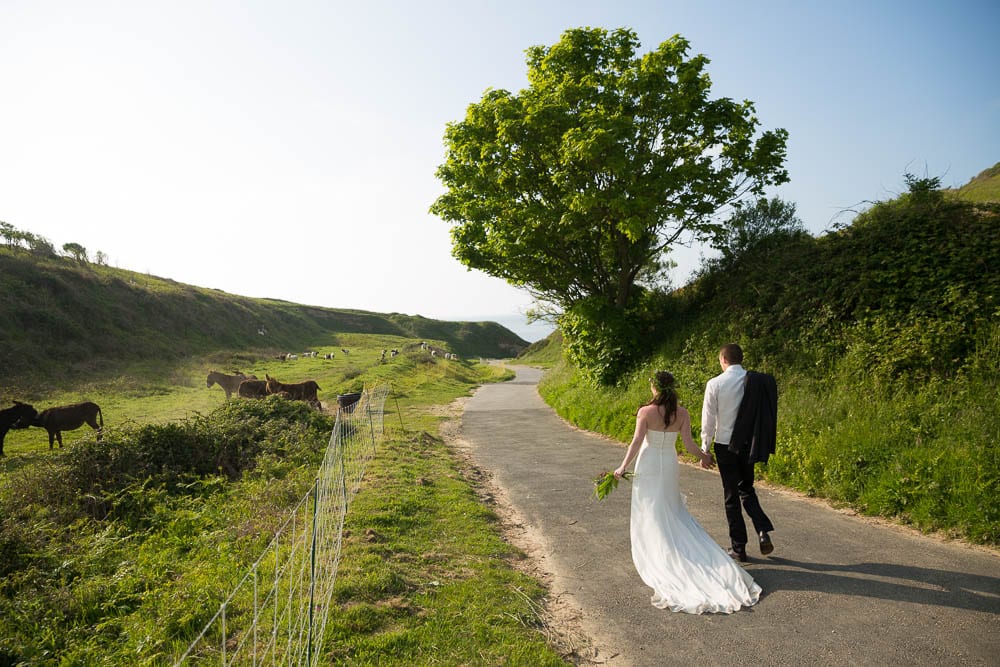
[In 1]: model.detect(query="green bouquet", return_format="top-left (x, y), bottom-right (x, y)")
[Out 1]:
top-left (592, 470), bottom-right (633, 500)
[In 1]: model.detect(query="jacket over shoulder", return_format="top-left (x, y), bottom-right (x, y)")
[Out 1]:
top-left (729, 371), bottom-right (778, 464)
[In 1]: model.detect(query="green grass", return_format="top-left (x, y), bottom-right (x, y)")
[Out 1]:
top-left (324, 410), bottom-right (565, 664)
top-left (0, 339), bottom-right (568, 664)
top-left (0, 245), bottom-right (528, 390)
top-left (516, 330), bottom-right (564, 368)
top-left (953, 161), bottom-right (1000, 203)
top-left (537, 336), bottom-right (1000, 547)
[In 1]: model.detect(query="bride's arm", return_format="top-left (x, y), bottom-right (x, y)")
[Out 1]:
top-left (678, 409), bottom-right (710, 465)
top-left (614, 409), bottom-right (647, 478)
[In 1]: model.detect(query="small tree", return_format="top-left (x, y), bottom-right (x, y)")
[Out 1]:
top-left (24, 232), bottom-right (56, 257)
top-left (0, 221), bottom-right (16, 248)
top-left (709, 197), bottom-right (805, 269)
top-left (432, 27), bottom-right (789, 383)
top-left (94, 250), bottom-right (108, 266)
top-left (62, 242), bottom-right (89, 263)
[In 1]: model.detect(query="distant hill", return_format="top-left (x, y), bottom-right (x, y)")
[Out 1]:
top-left (952, 161), bottom-right (1000, 203)
top-left (0, 248), bottom-right (528, 384)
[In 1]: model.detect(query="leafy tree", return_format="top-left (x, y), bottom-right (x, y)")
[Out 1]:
top-left (62, 242), bottom-right (89, 263)
top-left (902, 172), bottom-right (944, 208)
top-left (94, 250), bottom-right (108, 266)
top-left (24, 231), bottom-right (56, 257)
top-left (0, 221), bottom-right (16, 248)
top-left (431, 27), bottom-right (789, 382)
top-left (708, 197), bottom-right (805, 269)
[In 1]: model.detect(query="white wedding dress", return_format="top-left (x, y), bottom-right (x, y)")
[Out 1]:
top-left (630, 430), bottom-right (761, 613)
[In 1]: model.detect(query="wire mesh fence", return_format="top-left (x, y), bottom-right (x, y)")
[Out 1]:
top-left (173, 383), bottom-right (391, 665)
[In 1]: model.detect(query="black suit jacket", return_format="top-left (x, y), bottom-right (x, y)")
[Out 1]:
top-left (728, 371), bottom-right (778, 464)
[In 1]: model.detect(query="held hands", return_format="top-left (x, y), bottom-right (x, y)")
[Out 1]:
top-left (698, 451), bottom-right (714, 469)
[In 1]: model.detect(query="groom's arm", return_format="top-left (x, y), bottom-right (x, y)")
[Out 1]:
top-left (701, 379), bottom-right (717, 454)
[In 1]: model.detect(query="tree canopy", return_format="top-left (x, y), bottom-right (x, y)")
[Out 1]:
top-left (431, 27), bottom-right (790, 382)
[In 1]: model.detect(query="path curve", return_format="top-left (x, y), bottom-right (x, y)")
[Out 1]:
top-left (459, 366), bottom-right (1000, 666)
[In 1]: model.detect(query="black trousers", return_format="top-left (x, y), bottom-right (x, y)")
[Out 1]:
top-left (714, 442), bottom-right (774, 551)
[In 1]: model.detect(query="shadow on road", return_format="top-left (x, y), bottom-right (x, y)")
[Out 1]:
top-left (757, 556), bottom-right (1000, 613)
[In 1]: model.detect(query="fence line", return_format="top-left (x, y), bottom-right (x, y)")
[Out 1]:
top-left (174, 383), bottom-right (391, 665)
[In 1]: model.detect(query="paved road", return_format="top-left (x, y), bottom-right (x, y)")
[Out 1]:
top-left (460, 366), bottom-right (1000, 666)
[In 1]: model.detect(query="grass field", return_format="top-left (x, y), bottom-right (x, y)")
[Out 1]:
top-left (0, 334), bottom-right (570, 664)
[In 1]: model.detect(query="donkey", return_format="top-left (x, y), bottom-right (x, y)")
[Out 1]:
top-left (265, 375), bottom-right (321, 408)
top-left (207, 371), bottom-right (254, 399)
top-left (237, 379), bottom-right (269, 399)
top-left (0, 401), bottom-right (37, 456)
top-left (21, 401), bottom-right (104, 449)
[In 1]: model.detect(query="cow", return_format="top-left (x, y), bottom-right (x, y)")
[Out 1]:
top-left (0, 401), bottom-right (37, 456)
top-left (265, 374), bottom-right (321, 409)
top-left (237, 379), bottom-right (269, 398)
top-left (20, 401), bottom-right (104, 449)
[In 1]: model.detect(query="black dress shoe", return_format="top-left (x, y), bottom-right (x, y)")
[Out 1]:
top-left (759, 531), bottom-right (774, 555)
top-left (727, 548), bottom-right (748, 562)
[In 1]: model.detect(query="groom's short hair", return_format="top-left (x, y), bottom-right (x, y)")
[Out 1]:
top-left (720, 343), bottom-right (743, 365)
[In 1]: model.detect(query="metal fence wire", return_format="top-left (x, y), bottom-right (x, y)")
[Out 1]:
top-left (174, 383), bottom-right (391, 665)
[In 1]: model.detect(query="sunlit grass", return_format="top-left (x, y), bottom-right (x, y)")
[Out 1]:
top-left (539, 345), bottom-right (1000, 546)
top-left (0, 338), bottom-right (560, 664)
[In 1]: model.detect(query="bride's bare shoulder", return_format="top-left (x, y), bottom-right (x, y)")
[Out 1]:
top-left (636, 403), bottom-right (658, 417)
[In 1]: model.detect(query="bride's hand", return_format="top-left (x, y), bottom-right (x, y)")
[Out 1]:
top-left (613, 466), bottom-right (626, 479)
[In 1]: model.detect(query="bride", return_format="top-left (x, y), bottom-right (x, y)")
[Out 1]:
top-left (613, 370), bottom-right (761, 614)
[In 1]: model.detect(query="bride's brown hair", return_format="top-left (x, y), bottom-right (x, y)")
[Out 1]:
top-left (645, 370), bottom-right (678, 426)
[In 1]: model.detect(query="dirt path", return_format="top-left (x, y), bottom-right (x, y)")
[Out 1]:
top-left (446, 365), bottom-right (1000, 666)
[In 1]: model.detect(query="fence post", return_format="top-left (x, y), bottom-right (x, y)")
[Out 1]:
top-left (393, 389), bottom-right (405, 434)
top-left (366, 391), bottom-right (377, 457)
top-left (307, 478), bottom-right (319, 665)
top-left (220, 602), bottom-right (227, 666)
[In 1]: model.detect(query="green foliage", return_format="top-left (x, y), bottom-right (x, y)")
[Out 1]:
top-left (538, 178), bottom-right (1000, 546)
top-left (707, 197), bottom-right (806, 270)
top-left (431, 26), bottom-right (788, 384)
top-left (61, 241), bottom-right (88, 263)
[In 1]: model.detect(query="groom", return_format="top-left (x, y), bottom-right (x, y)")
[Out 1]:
top-left (700, 343), bottom-right (775, 562)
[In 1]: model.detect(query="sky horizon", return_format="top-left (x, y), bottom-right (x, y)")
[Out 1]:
top-left (2, 2), bottom-right (998, 339)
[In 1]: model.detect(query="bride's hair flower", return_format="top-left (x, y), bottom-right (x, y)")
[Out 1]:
top-left (592, 470), bottom-right (633, 500)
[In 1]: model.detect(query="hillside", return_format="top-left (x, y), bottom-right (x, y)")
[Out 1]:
top-left (952, 161), bottom-right (1000, 203)
top-left (0, 249), bottom-right (528, 387)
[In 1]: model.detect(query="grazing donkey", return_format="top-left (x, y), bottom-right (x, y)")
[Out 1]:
top-left (20, 401), bottom-right (104, 449)
top-left (0, 401), bottom-right (37, 456)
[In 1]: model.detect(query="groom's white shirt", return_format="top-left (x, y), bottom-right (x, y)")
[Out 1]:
top-left (701, 364), bottom-right (746, 454)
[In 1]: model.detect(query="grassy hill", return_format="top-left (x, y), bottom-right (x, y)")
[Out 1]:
top-left (952, 161), bottom-right (1000, 203)
top-left (530, 181), bottom-right (1000, 545)
top-left (0, 248), bottom-right (528, 391)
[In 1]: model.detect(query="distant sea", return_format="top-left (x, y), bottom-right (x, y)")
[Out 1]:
top-left (456, 314), bottom-right (556, 343)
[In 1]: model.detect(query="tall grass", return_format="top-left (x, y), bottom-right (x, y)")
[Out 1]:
top-left (537, 336), bottom-right (1000, 546)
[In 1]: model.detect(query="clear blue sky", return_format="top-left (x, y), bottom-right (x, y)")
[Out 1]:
top-left (2, 1), bottom-right (997, 341)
